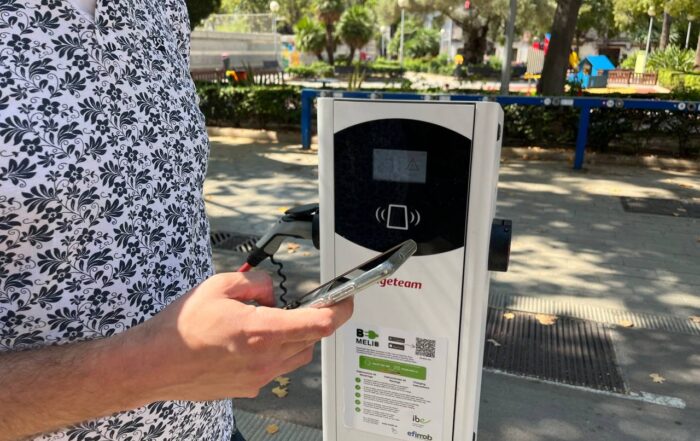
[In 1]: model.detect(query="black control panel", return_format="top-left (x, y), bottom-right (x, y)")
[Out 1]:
top-left (334, 118), bottom-right (472, 256)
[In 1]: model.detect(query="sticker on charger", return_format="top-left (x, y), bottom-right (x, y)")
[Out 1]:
top-left (343, 322), bottom-right (448, 441)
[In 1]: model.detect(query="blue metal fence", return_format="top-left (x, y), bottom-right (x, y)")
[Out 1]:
top-left (300, 88), bottom-right (698, 170)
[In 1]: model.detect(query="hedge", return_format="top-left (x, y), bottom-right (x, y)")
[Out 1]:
top-left (285, 62), bottom-right (334, 79)
top-left (504, 105), bottom-right (699, 157)
top-left (658, 69), bottom-right (700, 94)
top-left (196, 84), bottom-right (302, 128)
top-left (196, 84), bottom-right (699, 158)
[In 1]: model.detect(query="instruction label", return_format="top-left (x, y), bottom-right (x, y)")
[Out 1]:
top-left (343, 322), bottom-right (448, 440)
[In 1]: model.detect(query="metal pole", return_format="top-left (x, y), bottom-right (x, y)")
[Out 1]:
top-left (448, 19), bottom-right (453, 58)
top-left (399, 8), bottom-right (405, 65)
top-left (499, 0), bottom-right (517, 95)
top-left (301, 90), bottom-right (314, 150)
top-left (686, 22), bottom-right (692, 49)
top-left (642, 16), bottom-right (654, 72)
top-left (273, 14), bottom-right (278, 65)
top-left (574, 106), bottom-right (591, 170)
top-left (381, 31), bottom-right (385, 58)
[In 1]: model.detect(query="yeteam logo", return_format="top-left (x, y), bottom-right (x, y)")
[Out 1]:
top-left (407, 430), bottom-right (433, 440)
top-left (356, 329), bottom-right (379, 347)
top-left (378, 277), bottom-right (422, 289)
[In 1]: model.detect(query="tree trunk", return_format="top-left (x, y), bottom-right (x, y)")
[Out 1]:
top-left (347, 47), bottom-right (356, 65)
top-left (659, 11), bottom-right (672, 50)
top-left (325, 23), bottom-right (335, 65)
top-left (459, 19), bottom-right (489, 64)
top-left (696, 30), bottom-right (700, 71)
top-left (538, 0), bottom-right (583, 95)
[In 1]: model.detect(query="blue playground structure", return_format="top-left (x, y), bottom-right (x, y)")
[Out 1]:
top-left (569, 55), bottom-right (616, 89)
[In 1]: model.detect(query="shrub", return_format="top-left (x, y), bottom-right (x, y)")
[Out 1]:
top-left (658, 69), bottom-right (700, 94)
top-left (368, 58), bottom-right (405, 77)
top-left (196, 85), bottom-right (302, 128)
top-left (647, 46), bottom-right (695, 73)
top-left (402, 55), bottom-right (452, 75)
top-left (286, 61), bottom-right (334, 79)
top-left (388, 21), bottom-right (440, 58)
top-left (487, 55), bottom-right (502, 72)
top-left (619, 50), bottom-right (640, 70)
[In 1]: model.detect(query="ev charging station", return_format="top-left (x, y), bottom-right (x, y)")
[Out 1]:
top-left (317, 98), bottom-right (509, 441)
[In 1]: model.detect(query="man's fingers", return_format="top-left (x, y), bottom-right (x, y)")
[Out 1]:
top-left (275, 346), bottom-right (316, 377)
top-left (250, 298), bottom-right (354, 342)
top-left (278, 340), bottom-right (318, 361)
top-left (218, 272), bottom-right (276, 307)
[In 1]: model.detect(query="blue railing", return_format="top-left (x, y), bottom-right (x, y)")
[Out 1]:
top-left (300, 89), bottom-right (698, 170)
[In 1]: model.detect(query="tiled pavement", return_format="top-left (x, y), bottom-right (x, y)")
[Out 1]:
top-left (205, 135), bottom-right (700, 441)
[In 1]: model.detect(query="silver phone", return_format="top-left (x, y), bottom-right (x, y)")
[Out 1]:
top-left (283, 239), bottom-right (418, 309)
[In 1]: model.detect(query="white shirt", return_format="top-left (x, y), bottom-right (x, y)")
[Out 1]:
top-left (0, 0), bottom-right (233, 439)
top-left (70, 0), bottom-right (96, 17)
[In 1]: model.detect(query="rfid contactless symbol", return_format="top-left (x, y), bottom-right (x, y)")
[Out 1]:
top-left (375, 205), bottom-right (421, 230)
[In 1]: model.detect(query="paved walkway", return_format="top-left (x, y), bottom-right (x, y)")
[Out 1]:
top-left (205, 135), bottom-right (700, 440)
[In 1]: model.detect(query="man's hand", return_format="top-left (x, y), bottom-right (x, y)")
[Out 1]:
top-left (0, 272), bottom-right (353, 440)
top-left (134, 271), bottom-right (354, 401)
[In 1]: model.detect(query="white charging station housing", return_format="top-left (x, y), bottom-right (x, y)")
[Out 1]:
top-left (318, 98), bottom-right (504, 441)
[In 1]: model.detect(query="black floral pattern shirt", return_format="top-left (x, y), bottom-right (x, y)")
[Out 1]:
top-left (0, 0), bottom-right (233, 439)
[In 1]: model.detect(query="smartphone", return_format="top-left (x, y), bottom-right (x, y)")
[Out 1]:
top-left (283, 239), bottom-right (417, 309)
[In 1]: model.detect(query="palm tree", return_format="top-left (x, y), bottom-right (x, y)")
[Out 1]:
top-left (337, 5), bottom-right (375, 64)
top-left (295, 17), bottom-right (326, 61)
top-left (316, 0), bottom-right (344, 65)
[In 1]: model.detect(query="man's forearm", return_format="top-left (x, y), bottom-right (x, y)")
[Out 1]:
top-left (0, 329), bottom-right (160, 441)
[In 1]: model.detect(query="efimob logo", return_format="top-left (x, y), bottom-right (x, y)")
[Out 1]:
top-left (407, 430), bottom-right (433, 440)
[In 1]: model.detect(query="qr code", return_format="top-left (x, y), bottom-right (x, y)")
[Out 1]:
top-left (415, 338), bottom-right (436, 358)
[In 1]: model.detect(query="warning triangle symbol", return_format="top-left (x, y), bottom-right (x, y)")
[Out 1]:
top-left (407, 159), bottom-right (419, 171)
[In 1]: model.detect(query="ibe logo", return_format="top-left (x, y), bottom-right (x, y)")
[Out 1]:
top-left (356, 329), bottom-right (379, 347)
top-left (413, 415), bottom-right (431, 425)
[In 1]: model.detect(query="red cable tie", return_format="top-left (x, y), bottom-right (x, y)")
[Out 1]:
top-left (237, 262), bottom-right (253, 272)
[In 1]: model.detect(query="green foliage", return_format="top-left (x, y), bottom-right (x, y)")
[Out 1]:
top-left (402, 55), bottom-right (452, 75)
top-left (196, 84), bottom-right (302, 128)
top-left (185, 0), bottom-right (221, 29)
top-left (504, 104), bottom-right (699, 157)
top-left (577, 0), bottom-right (616, 41)
top-left (486, 55), bottom-right (502, 71)
top-left (658, 69), bottom-right (700, 94)
top-left (285, 61), bottom-right (334, 78)
top-left (337, 5), bottom-right (376, 59)
top-left (388, 21), bottom-right (440, 58)
top-left (294, 16), bottom-right (326, 58)
top-left (619, 50), bottom-right (640, 70)
top-left (647, 46), bottom-right (695, 73)
top-left (218, 0), bottom-right (269, 13)
top-left (316, 0), bottom-right (344, 25)
top-left (347, 62), bottom-right (368, 90)
top-left (370, 58), bottom-right (406, 77)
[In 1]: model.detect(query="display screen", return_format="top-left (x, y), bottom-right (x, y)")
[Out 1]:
top-left (372, 149), bottom-right (427, 183)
